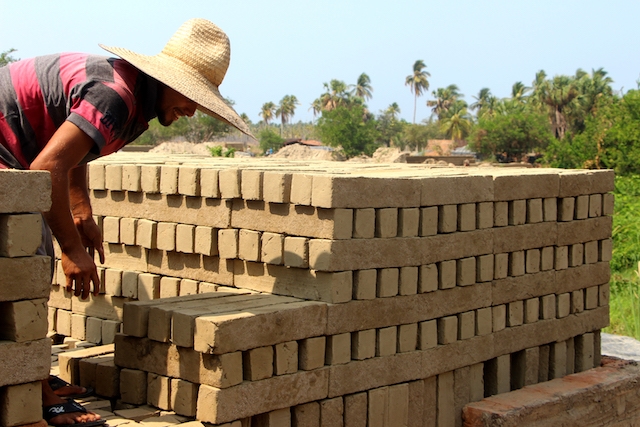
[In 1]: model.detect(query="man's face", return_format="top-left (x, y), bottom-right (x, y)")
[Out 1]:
top-left (156, 84), bottom-right (198, 126)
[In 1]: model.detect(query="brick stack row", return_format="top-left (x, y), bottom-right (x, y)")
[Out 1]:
top-left (49, 153), bottom-right (613, 426)
top-left (0, 169), bottom-right (52, 427)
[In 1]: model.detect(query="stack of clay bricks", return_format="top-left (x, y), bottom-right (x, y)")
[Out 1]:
top-left (52, 153), bottom-right (613, 426)
top-left (0, 169), bottom-right (52, 427)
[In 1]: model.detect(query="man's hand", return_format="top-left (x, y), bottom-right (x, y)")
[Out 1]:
top-left (61, 246), bottom-right (101, 299)
top-left (73, 215), bottom-right (105, 263)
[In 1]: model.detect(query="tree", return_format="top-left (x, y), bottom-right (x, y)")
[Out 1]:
top-left (316, 105), bottom-right (380, 158)
top-left (439, 103), bottom-right (472, 143)
top-left (258, 127), bottom-right (285, 154)
top-left (405, 60), bottom-right (430, 124)
top-left (275, 95), bottom-right (299, 135)
top-left (427, 85), bottom-right (463, 120)
top-left (354, 73), bottom-right (373, 101)
top-left (540, 75), bottom-right (579, 140)
top-left (316, 80), bottom-right (351, 112)
top-left (471, 88), bottom-right (492, 116)
top-left (511, 81), bottom-right (530, 103)
top-left (376, 104), bottom-right (404, 147)
top-left (260, 102), bottom-right (276, 126)
top-left (0, 49), bottom-right (18, 67)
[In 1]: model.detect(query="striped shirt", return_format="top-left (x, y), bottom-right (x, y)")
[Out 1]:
top-left (0, 53), bottom-right (157, 169)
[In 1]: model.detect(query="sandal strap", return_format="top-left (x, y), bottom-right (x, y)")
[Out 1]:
top-left (43, 399), bottom-right (87, 421)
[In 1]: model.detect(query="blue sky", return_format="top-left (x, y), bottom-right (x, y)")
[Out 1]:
top-left (2, 0), bottom-right (639, 124)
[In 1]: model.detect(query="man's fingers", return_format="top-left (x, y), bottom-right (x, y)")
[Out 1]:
top-left (97, 245), bottom-right (105, 264)
top-left (91, 269), bottom-right (101, 296)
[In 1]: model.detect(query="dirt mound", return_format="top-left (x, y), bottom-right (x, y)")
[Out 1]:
top-left (271, 143), bottom-right (343, 161)
top-left (149, 141), bottom-right (223, 155)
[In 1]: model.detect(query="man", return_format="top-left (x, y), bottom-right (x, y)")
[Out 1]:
top-left (0, 18), bottom-right (250, 426)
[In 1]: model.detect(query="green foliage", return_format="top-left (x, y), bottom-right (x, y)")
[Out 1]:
top-left (208, 145), bottom-right (235, 157)
top-left (316, 105), bottom-right (380, 158)
top-left (133, 111), bottom-right (231, 145)
top-left (403, 121), bottom-right (442, 152)
top-left (470, 110), bottom-right (554, 161)
top-left (0, 49), bottom-right (18, 67)
top-left (258, 127), bottom-right (285, 154)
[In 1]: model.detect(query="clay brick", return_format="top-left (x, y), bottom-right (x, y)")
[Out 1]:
top-left (555, 246), bottom-right (568, 270)
top-left (157, 222), bottom-right (177, 251)
top-left (438, 205), bottom-right (457, 233)
top-left (602, 193), bottom-right (614, 216)
top-left (420, 206), bottom-right (438, 236)
top-left (261, 232), bottom-right (283, 265)
top-left (509, 200), bottom-right (526, 225)
top-left (0, 213), bottom-right (41, 257)
top-left (543, 197), bottom-right (557, 222)
top-left (524, 298), bottom-right (539, 324)
top-left (240, 169), bottom-right (262, 200)
top-left (294, 401), bottom-right (320, 427)
top-left (263, 171), bottom-right (292, 204)
top-left (104, 268), bottom-right (123, 297)
top-left (477, 202), bottom-right (493, 229)
top-left (141, 165), bottom-right (161, 193)
top-left (539, 294), bottom-right (556, 320)
top-left (439, 260), bottom-right (456, 289)
top-left (136, 219), bottom-right (157, 249)
top-left (275, 341), bottom-right (298, 374)
top-left (238, 229), bottom-right (261, 261)
top-left (377, 268), bottom-right (399, 297)
top-left (105, 164), bottom-right (123, 190)
top-left (476, 307), bottom-right (492, 336)
top-left (525, 249), bottom-right (540, 274)
top-left (569, 243), bottom-right (584, 267)
top-left (200, 168), bottom-right (220, 198)
top-left (399, 208), bottom-right (420, 237)
top-left (56, 309), bottom-right (72, 336)
top-left (71, 313), bottom-right (87, 340)
top-left (243, 346), bottom-right (274, 381)
top-left (507, 300), bottom-right (524, 327)
top-left (419, 319), bottom-right (438, 350)
top-left (397, 323), bottom-right (417, 353)
top-left (119, 217), bottom-right (136, 246)
top-left (95, 358), bottom-right (119, 398)
top-left (509, 251), bottom-right (525, 277)
top-left (584, 240), bottom-right (599, 264)
top-left (486, 354), bottom-right (511, 396)
top-left (571, 289), bottom-right (585, 314)
top-left (344, 392), bottom-right (366, 427)
top-left (58, 344), bottom-right (115, 386)
top-left (160, 276), bottom-right (180, 298)
top-left (180, 278), bottom-right (199, 296)
top-left (218, 229), bottom-right (238, 259)
top-left (176, 223), bottom-right (195, 253)
top-left (0, 298), bottom-right (48, 342)
top-left (458, 203), bottom-right (476, 231)
top-left (368, 386), bottom-right (387, 427)
top-left (476, 254), bottom-right (494, 283)
top-left (459, 311), bottom-right (475, 340)
top-left (290, 173), bottom-right (313, 205)
top-left (526, 198), bottom-right (543, 224)
top-left (102, 216), bottom-right (120, 244)
top-left (438, 316), bottom-right (458, 345)
top-left (353, 208), bottom-right (375, 239)
top-left (549, 341), bottom-right (567, 379)
top-left (325, 333), bottom-right (351, 366)
top-left (160, 165), bottom-right (179, 195)
top-left (419, 264), bottom-right (438, 293)
top-left (89, 163), bottom-right (106, 190)
top-left (147, 372), bottom-right (171, 410)
top-left (121, 164), bottom-right (141, 192)
top-left (457, 257), bottom-right (476, 286)
top-left (284, 236), bottom-right (309, 268)
top-left (376, 326), bottom-right (397, 357)
top-left (300, 336), bottom-right (326, 371)
top-left (101, 320), bottom-right (120, 344)
top-left (575, 333), bottom-right (595, 372)
top-left (494, 201), bottom-right (508, 227)
top-left (376, 208), bottom-right (398, 238)
top-left (494, 253), bottom-right (508, 279)
top-left (492, 305), bottom-right (506, 332)
top-left (575, 195), bottom-right (589, 219)
top-left (589, 193), bottom-right (602, 217)
top-left (387, 384), bottom-right (409, 427)
top-left (120, 368), bottom-right (147, 405)
top-left (585, 286), bottom-right (599, 310)
top-left (0, 170), bottom-right (51, 213)
top-left (558, 197), bottom-right (575, 222)
top-left (138, 273), bottom-right (160, 301)
top-left (122, 270), bottom-right (139, 299)
top-left (399, 266), bottom-right (418, 296)
top-left (0, 381), bottom-right (42, 427)
top-left (599, 238), bottom-right (612, 262)
top-left (0, 338), bottom-right (50, 388)
top-left (437, 371), bottom-right (455, 427)
top-left (179, 166), bottom-right (200, 196)
top-left (171, 378), bottom-right (198, 417)
top-left (422, 174), bottom-right (493, 206)
top-left (540, 246), bottom-right (554, 271)
top-left (351, 329), bottom-right (376, 360)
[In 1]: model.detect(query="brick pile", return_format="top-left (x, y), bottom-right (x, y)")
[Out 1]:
top-left (0, 169), bottom-right (52, 427)
top-left (49, 153), bottom-right (613, 426)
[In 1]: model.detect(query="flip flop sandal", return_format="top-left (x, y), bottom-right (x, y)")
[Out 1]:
top-left (48, 375), bottom-right (95, 399)
top-left (43, 399), bottom-right (106, 426)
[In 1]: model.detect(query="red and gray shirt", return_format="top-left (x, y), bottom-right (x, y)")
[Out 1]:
top-left (0, 53), bottom-right (157, 169)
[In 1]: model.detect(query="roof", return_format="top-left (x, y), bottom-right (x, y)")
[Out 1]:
top-left (283, 139), bottom-right (324, 147)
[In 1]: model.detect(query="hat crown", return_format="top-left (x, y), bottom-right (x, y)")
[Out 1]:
top-left (161, 18), bottom-right (230, 87)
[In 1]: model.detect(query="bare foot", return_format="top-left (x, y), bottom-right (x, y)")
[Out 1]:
top-left (42, 379), bottom-right (102, 425)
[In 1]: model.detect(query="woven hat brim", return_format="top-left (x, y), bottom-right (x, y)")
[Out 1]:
top-left (99, 44), bottom-right (253, 138)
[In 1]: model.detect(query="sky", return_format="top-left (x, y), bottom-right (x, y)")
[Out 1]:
top-left (2, 0), bottom-right (640, 125)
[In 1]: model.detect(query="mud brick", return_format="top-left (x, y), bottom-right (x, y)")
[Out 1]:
top-left (136, 219), bottom-right (157, 249)
top-left (85, 317), bottom-right (102, 343)
top-left (486, 355), bottom-right (511, 396)
top-left (525, 249), bottom-right (540, 274)
top-left (493, 222), bottom-right (557, 254)
top-left (94, 358), bottom-right (119, 398)
top-left (543, 197), bottom-right (557, 222)
top-left (437, 371), bottom-right (455, 427)
top-left (195, 225), bottom-right (218, 257)
top-left (321, 397), bottom-right (344, 427)
top-left (180, 278), bottom-right (199, 296)
top-left (476, 307), bottom-right (492, 336)
top-left (458, 311), bottom-right (475, 341)
top-left (159, 276), bottom-right (180, 298)
top-left (492, 305), bottom-right (506, 332)
top-left (89, 163), bottom-right (106, 190)
top-left (353, 208), bottom-right (375, 239)
top-left (290, 173), bottom-right (313, 205)
top-left (398, 208), bottom-right (419, 238)
top-left (494, 201), bottom-right (508, 227)
top-left (239, 169), bottom-right (261, 200)
top-left (351, 329), bottom-right (376, 360)
top-left (56, 309), bottom-right (72, 336)
top-left (259, 232), bottom-right (283, 265)
top-left (585, 286), bottom-right (599, 310)
top-left (594, 330), bottom-right (602, 367)
top-left (141, 164), bottom-right (161, 193)
top-left (599, 238), bottom-right (612, 262)
top-left (0, 170), bottom-right (51, 213)
top-left (558, 197), bottom-right (575, 222)
top-left (602, 192), bottom-right (614, 215)
top-left (494, 253), bottom-right (508, 279)
top-left (524, 298), bottom-right (539, 324)
top-left (368, 386), bottom-right (387, 427)
top-left (176, 224), bottom-right (195, 253)
top-left (385, 384), bottom-right (408, 427)
top-left (509, 251), bottom-right (525, 277)
top-left (138, 273), bottom-right (160, 301)
top-left (122, 270), bottom-right (139, 299)
top-left (557, 293), bottom-right (571, 318)
top-left (0, 213), bottom-right (41, 257)
top-left (422, 174), bottom-right (493, 205)
top-left (539, 294), bottom-right (556, 320)
top-left (394, 323), bottom-right (415, 353)
top-left (507, 301), bottom-right (524, 327)
top-left (228, 230), bottom-right (256, 262)
top-left (583, 240), bottom-right (599, 264)
top-left (0, 298), bottom-right (48, 342)
top-left (344, 392), bottom-right (366, 427)
top-left (493, 171), bottom-right (559, 201)
top-left (558, 169), bottom-right (615, 196)
top-left (575, 333), bottom-right (595, 372)
top-left (48, 307), bottom-right (57, 334)
top-left (571, 290), bottom-right (585, 314)
top-left (0, 381), bottom-right (42, 427)
top-left (376, 268), bottom-right (399, 297)
top-left (243, 346), bottom-right (274, 381)
top-left (217, 168), bottom-right (240, 199)
top-left (274, 341), bottom-right (298, 375)
top-left (395, 267), bottom-right (417, 296)
top-left (119, 218), bottom-right (136, 246)
top-left (200, 168), bottom-right (220, 198)
top-left (458, 203), bottom-right (476, 232)
top-left (156, 222), bottom-right (177, 251)
top-left (147, 373), bottom-right (172, 410)
top-left (509, 200), bottom-right (526, 225)
top-left (262, 171), bottom-right (292, 204)
top-left (526, 198), bottom-right (543, 224)
top-left (439, 260), bottom-right (456, 289)
top-left (168, 378), bottom-right (197, 417)
top-left (120, 368), bottom-right (147, 405)
top-left (284, 236), bottom-right (309, 268)
top-left (555, 246), bottom-right (568, 270)
top-left (569, 243), bottom-right (584, 267)
top-left (454, 366), bottom-right (471, 427)
top-left (549, 341), bottom-right (567, 379)
top-left (80, 355), bottom-right (112, 390)
top-left (457, 257), bottom-right (476, 286)
top-left (121, 164), bottom-right (141, 192)
top-left (419, 319), bottom-right (438, 350)
top-left (476, 255), bottom-right (493, 283)
top-left (104, 268), bottom-right (123, 297)
top-left (468, 363), bottom-right (485, 403)
top-left (0, 338), bottom-right (50, 387)
top-left (537, 344), bottom-right (550, 383)
top-left (294, 401), bottom-right (320, 427)
top-left (575, 195), bottom-right (589, 219)
top-left (587, 193), bottom-right (602, 218)
top-left (566, 337), bottom-right (576, 374)
top-left (376, 327), bottom-right (397, 357)
top-left (58, 343), bottom-right (114, 385)
top-left (419, 264), bottom-right (438, 293)
top-left (102, 320), bottom-right (120, 344)
top-left (160, 165), bottom-right (179, 194)
top-left (105, 164), bottom-right (123, 190)
top-left (323, 334), bottom-right (349, 366)
top-left (353, 270), bottom-right (377, 300)
top-left (103, 216), bottom-right (120, 243)
top-left (196, 369), bottom-right (329, 424)
top-left (375, 208), bottom-right (398, 238)
top-left (438, 204), bottom-right (457, 233)
top-left (71, 313), bottom-right (87, 340)
top-left (420, 206), bottom-right (438, 236)
top-left (438, 315), bottom-right (458, 345)
top-left (218, 229), bottom-right (239, 259)
top-left (540, 246), bottom-right (554, 271)
top-left (194, 300), bottom-right (327, 354)
top-left (476, 202), bottom-right (493, 229)
top-left (299, 336), bottom-right (326, 371)
top-left (178, 166), bottom-right (200, 196)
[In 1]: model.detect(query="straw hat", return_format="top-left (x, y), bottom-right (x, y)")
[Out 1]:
top-left (99, 18), bottom-right (251, 137)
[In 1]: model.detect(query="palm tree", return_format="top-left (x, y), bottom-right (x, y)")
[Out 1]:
top-left (385, 102), bottom-right (401, 121)
top-left (354, 73), bottom-right (373, 101)
top-left (471, 88), bottom-right (492, 116)
top-left (542, 75), bottom-right (579, 139)
top-left (427, 84), bottom-right (463, 120)
top-left (309, 98), bottom-right (323, 118)
top-left (260, 102), bottom-right (276, 127)
top-left (405, 60), bottom-right (430, 124)
top-left (275, 95), bottom-right (299, 136)
top-left (439, 102), bottom-right (472, 143)
top-left (511, 81), bottom-right (530, 103)
top-left (318, 79), bottom-right (351, 111)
